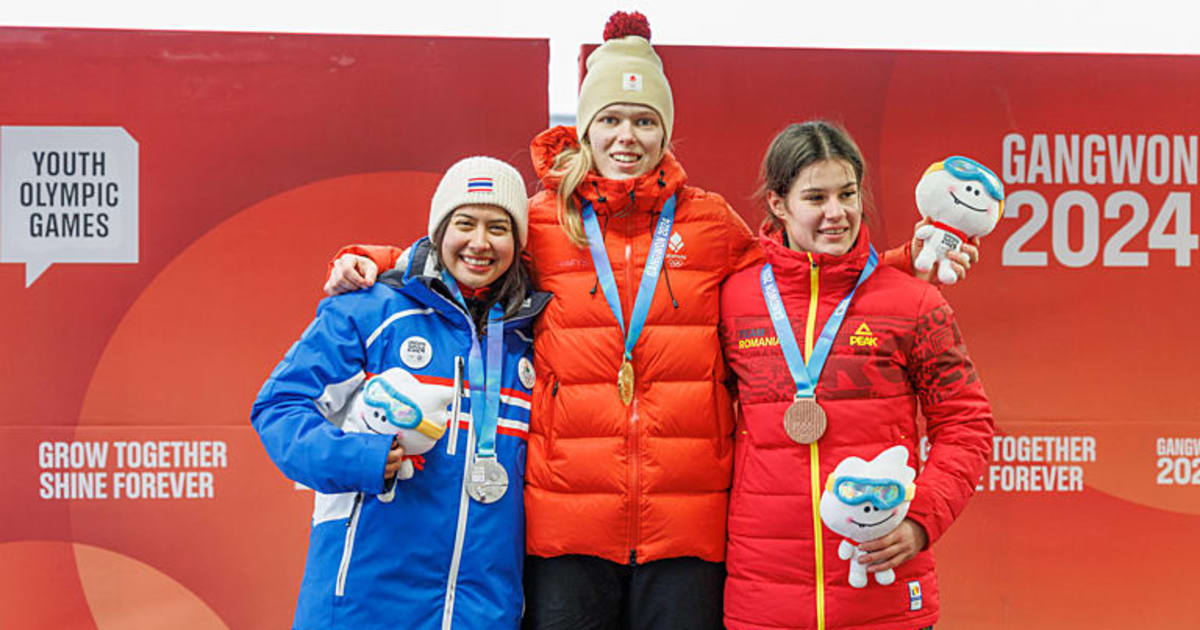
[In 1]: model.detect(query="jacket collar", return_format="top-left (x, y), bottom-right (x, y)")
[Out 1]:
top-left (758, 222), bottom-right (876, 294)
top-left (530, 125), bottom-right (687, 217)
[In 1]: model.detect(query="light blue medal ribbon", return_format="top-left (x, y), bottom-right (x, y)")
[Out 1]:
top-left (443, 271), bottom-right (509, 503)
top-left (581, 195), bottom-right (677, 404)
top-left (469, 309), bottom-right (504, 458)
top-left (759, 246), bottom-right (878, 400)
top-left (442, 272), bottom-right (504, 459)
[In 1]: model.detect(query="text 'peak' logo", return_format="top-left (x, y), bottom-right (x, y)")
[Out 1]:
top-left (850, 322), bottom-right (878, 347)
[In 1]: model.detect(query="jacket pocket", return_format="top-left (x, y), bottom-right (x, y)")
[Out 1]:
top-left (731, 424), bottom-right (750, 495)
top-left (533, 368), bottom-right (558, 452)
top-left (334, 492), bottom-right (364, 598)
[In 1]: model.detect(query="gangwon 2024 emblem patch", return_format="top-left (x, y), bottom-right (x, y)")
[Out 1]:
top-left (399, 336), bottom-right (433, 369)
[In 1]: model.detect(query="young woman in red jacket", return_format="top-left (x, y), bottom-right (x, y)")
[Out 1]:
top-left (322, 16), bottom-right (980, 630)
top-left (718, 120), bottom-right (994, 630)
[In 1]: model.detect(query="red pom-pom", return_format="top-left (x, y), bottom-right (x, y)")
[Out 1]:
top-left (603, 11), bottom-right (651, 42)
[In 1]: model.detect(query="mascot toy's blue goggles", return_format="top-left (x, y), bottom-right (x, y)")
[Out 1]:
top-left (363, 377), bottom-right (446, 440)
top-left (944, 156), bottom-right (1004, 202)
top-left (825, 474), bottom-right (916, 511)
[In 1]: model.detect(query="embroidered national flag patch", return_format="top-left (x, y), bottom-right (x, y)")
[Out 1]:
top-left (467, 177), bottom-right (494, 192)
top-left (623, 72), bottom-right (643, 92)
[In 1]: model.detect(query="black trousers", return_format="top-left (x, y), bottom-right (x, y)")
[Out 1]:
top-left (522, 554), bottom-right (725, 630)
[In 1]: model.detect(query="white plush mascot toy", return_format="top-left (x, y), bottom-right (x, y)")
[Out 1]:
top-left (343, 368), bottom-right (453, 501)
top-left (913, 156), bottom-right (1005, 284)
top-left (819, 445), bottom-right (917, 588)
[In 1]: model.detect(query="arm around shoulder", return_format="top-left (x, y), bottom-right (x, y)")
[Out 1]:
top-left (326, 244), bottom-right (407, 295)
top-left (880, 241), bottom-right (914, 275)
top-left (334, 244), bottom-right (404, 271)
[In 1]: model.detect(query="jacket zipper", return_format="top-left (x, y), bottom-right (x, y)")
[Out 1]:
top-left (447, 356), bottom-right (464, 456)
top-left (443, 296), bottom-right (480, 629)
top-left (442, 394), bottom-right (475, 629)
top-left (624, 215), bottom-right (641, 566)
top-left (806, 255), bottom-right (827, 630)
top-left (335, 492), bottom-right (365, 597)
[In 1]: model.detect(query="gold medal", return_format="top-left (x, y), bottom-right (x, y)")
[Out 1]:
top-left (783, 397), bottom-right (828, 444)
top-left (618, 360), bottom-right (634, 406)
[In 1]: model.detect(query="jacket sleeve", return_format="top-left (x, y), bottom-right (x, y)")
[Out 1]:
top-left (250, 295), bottom-right (393, 495)
top-left (723, 203), bottom-right (764, 275)
top-left (328, 244), bottom-right (406, 279)
top-left (880, 242), bottom-right (913, 275)
top-left (902, 287), bottom-right (994, 545)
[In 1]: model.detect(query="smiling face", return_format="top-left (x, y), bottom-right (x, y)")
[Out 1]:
top-left (586, 103), bottom-right (665, 180)
top-left (437, 205), bottom-right (516, 289)
top-left (914, 167), bottom-right (1003, 237)
top-left (768, 159), bottom-right (863, 256)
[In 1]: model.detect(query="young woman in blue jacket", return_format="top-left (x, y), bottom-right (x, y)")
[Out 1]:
top-left (251, 156), bottom-right (548, 630)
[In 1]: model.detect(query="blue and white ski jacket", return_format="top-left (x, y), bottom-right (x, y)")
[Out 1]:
top-left (252, 238), bottom-right (549, 630)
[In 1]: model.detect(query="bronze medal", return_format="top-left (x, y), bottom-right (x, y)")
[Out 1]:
top-left (618, 360), bottom-right (634, 406)
top-left (783, 397), bottom-right (828, 444)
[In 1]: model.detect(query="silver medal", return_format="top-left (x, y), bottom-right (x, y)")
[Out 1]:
top-left (466, 456), bottom-right (509, 504)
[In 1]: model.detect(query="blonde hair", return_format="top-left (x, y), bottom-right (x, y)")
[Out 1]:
top-left (550, 139), bottom-right (595, 248)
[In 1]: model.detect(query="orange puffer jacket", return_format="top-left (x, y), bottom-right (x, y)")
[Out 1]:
top-left (524, 126), bottom-right (761, 564)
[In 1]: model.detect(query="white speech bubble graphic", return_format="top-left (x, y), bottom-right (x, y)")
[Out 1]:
top-left (1, 126), bottom-right (139, 287)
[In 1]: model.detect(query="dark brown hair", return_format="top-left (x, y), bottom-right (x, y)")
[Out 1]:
top-left (755, 120), bottom-right (867, 232)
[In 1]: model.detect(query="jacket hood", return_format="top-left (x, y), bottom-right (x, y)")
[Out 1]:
top-left (378, 237), bottom-right (550, 324)
top-left (530, 125), bottom-right (687, 216)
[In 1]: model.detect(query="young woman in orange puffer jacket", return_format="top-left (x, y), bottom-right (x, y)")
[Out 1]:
top-left (329, 15), bottom-right (756, 626)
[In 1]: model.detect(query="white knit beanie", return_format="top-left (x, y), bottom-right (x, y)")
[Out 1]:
top-left (577, 11), bottom-right (674, 144)
top-left (429, 156), bottom-right (529, 247)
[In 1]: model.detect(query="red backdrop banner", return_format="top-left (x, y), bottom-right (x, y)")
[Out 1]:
top-left (0, 27), bottom-right (547, 629)
top-left (4, 28), bottom-right (1196, 629)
